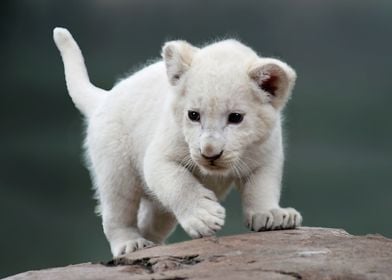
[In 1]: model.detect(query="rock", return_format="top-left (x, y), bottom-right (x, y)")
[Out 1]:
top-left (5, 227), bottom-right (392, 280)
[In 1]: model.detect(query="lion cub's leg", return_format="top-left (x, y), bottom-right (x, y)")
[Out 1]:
top-left (238, 135), bottom-right (302, 232)
top-left (86, 124), bottom-right (154, 257)
top-left (144, 147), bottom-right (226, 239)
top-left (138, 198), bottom-right (177, 244)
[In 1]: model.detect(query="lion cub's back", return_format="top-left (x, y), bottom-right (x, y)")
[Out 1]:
top-left (91, 61), bottom-right (172, 168)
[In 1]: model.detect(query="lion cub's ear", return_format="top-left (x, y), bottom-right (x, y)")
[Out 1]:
top-left (249, 58), bottom-right (297, 110)
top-left (162, 41), bottom-right (199, 86)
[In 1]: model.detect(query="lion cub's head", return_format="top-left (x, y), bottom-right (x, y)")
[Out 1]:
top-left (162, 39), bottom-right (296, 176)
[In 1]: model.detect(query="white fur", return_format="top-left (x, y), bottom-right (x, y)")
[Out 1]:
top-left (53, 27), bottom-right (302, 257)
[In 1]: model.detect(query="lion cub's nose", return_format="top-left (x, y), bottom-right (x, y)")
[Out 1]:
top-left (201, 151), bottom-right (223, 161)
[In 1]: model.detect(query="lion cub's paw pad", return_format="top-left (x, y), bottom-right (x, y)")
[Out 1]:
top-left (247, 207), bottom-right (302, 232)
top-left (116, 238), bottom-right (155, 256)
top-left (180, 197), bottom-right (225, 238)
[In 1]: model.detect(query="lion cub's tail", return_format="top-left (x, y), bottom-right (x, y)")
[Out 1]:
top-left (53, 27), bottom-right (106, 117)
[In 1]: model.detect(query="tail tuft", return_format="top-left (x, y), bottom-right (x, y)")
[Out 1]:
top-left (53, 27), bottom-right (72, 46)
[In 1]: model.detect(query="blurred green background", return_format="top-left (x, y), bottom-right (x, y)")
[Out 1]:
top-left (1, 0), bottom-right (391, 277)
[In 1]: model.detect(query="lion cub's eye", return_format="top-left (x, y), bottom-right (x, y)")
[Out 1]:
top-left (228, 113), bottom-right (244, 124)
top-left (188, 110), bottom-right (200, 122)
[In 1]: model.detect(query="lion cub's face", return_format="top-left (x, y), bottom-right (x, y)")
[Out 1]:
top-left (162, 40), bottom-right (296, 176)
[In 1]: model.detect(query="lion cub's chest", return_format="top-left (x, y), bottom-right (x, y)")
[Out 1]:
top-left (194, 171), bottom-right (234, 200)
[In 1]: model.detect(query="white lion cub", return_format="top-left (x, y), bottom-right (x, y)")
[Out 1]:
top-left (53, 27), bottom-right (302, 257)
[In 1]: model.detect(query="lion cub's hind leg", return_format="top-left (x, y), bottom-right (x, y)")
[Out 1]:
top-left (138, 197), bottom-right (177, 244)
top-left (86, 122), bottom-right (154, 257)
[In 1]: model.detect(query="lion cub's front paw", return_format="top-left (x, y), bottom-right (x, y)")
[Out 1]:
top-left (246, 207), bottom-right (302, 232)
top-left (113, 238), bottom-right (155, 257)
top-left (178, 192), bottom-right (225, 238)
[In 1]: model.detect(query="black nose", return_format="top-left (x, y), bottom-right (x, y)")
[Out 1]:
top-left (201, 151), bottom-right (223, 161)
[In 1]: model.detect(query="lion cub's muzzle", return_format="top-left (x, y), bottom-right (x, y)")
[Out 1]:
top-left (196, 150), bottom-right (231, 173)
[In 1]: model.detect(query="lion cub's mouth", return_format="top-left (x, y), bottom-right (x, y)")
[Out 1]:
top-left (188, 153), bottom-right (233, 174)
top-left (197, 159), bottom-right (230, 172)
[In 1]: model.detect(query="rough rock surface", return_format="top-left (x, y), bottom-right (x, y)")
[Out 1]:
top-left (5, 227), bottom-right (392, 280)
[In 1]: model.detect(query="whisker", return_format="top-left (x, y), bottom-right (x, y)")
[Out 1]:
top-left (236, 158), bottom-right (256, 187)
top-left (231, 162), bottom-right (244, 187)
